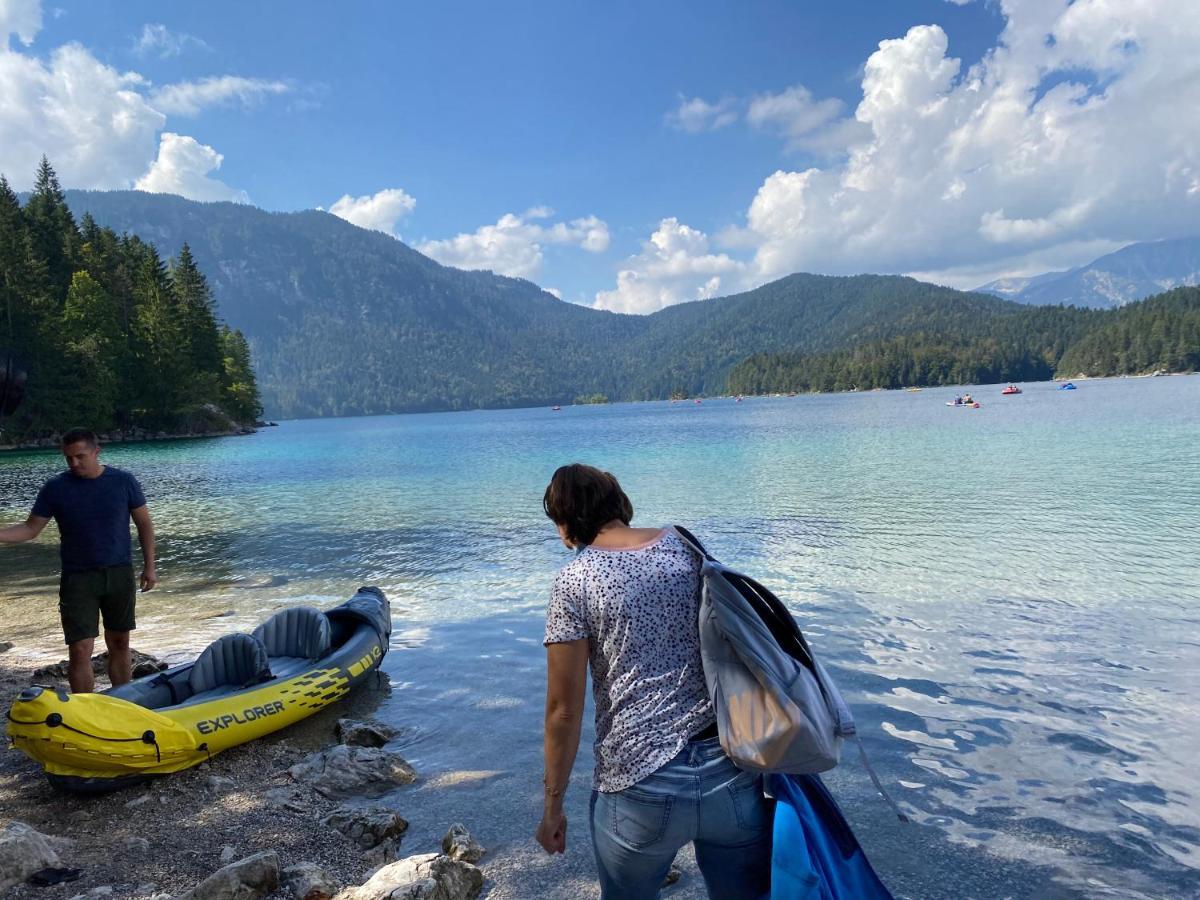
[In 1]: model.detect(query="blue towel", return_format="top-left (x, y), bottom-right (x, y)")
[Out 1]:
top-left (769, 774), bottom-right (894, 899)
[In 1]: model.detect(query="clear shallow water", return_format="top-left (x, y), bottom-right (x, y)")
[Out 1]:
top-left (2, 376), bottom-right (1199, 898)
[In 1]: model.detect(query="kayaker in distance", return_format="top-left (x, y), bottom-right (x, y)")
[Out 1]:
top-left (0, 428), bottom-right (156, 693)
top-left (537, 464), bottom-right (771, 898)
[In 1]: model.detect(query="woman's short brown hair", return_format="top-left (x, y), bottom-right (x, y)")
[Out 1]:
top-left (543, 463), bottom-right (633, 547)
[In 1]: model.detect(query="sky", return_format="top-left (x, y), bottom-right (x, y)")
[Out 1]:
top-left (1, 0), bottom-right (1198, 311)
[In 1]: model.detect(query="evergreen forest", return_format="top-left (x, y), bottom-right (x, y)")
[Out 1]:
top-left (727, 287), bottom-right (1200, 395)
top-left (0, 161), bottom-right (261, 444)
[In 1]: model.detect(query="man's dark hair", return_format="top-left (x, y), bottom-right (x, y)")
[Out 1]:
top-left (60, 428), bottom-right (99, 448)
top-left (543, 463), bottom-right (633, 547)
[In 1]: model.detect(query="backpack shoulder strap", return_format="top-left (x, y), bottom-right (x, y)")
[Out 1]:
top-left (672, 525), bottom-right (715, 562)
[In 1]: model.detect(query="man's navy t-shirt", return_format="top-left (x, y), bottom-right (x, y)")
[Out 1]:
top-left (31, 467), bottom-right (147, 573)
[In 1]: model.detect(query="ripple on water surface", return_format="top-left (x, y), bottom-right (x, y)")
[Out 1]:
top-left (1, 376), bottom-right (1198, 898)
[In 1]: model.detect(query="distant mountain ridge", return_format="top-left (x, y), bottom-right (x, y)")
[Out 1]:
top-left (974, 236), bottom-right (1200, 308)
top-left (58, 190), bottom-right (1028, 418)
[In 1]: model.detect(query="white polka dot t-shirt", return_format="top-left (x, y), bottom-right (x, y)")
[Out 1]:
top-left (544, 527), bottom-right (715, 792)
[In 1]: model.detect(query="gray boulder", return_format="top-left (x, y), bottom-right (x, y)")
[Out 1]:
top-left (175, 850), bottom-right (279, 900)
top-left (335, 719), bottom-right (395, 748)
top-left (334, 853), bottom-right (482, 900)
top-left (0, 821), bottom-right (61, 892)
top-left (440, 825), bottom-right (484, 864)
top-left (289, 745), bottom-right (416, 799)
top-left (282, 863), bottom-right (339, 900)
top-left (323, 804), bottom-right (408, 849)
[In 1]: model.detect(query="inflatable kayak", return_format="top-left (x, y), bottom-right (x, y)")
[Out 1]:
top-left (6, 587), bottom-right (390, 792)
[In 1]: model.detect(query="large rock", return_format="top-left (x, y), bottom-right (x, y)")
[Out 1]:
top-left (440, 825), bottom-right (484, 864)
top-left (323, 804), bottom-right (408, 849)
top-left (335, 719), bottom-right (395, 748)
top-left (335, 854), bottom-right (482, 900)
top-left (289, 745), bottom-right (416, 799)
top-left (0, 821), bottom-right (61, 892)
top-left (175, 850), bottom-right (279, 900)
top-left (282, 863), bottom-right (338, 900)
top-left (32, 649), bottom-right (166, 681)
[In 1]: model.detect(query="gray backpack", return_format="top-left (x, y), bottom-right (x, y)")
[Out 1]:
top-left (676, 526), bottom-right (905, 817)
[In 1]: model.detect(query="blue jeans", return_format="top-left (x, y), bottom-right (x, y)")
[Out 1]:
top-left (590, 737), bottom-right (773, 900)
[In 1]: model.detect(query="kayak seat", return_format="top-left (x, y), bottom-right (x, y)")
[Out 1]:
top-left (252, 607), bottom-right (332, 661)
top-left (271, 656), bottom-right (321, 679)
top-left (188, 633), bottom-right (272, 698)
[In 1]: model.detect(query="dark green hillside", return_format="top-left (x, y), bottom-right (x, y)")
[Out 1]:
top-left (1055, 287), bottom-right (1200, 376)
top-left (58, 190), bottom-right (1195, 418)
top-left (728, 288), bottom-right (1197, 394)
top-left (55, 191), bottom-right (1048, 416)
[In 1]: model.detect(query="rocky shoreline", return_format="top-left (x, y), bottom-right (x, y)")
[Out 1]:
top-left (0, 653), bottom-right (485, 900)
top-left (0, 425), bottom-right (262, 453)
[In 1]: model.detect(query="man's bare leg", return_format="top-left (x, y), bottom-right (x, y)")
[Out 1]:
top-left (67, 638), bottom-right (96, 693)
top-left (104, 629), bottom-right (132, 686)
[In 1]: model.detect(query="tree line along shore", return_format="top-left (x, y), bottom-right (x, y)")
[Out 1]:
top-left (728, 286), bottom-right (1200, 396)
top-left (1, 160), bottom-right (261, 447)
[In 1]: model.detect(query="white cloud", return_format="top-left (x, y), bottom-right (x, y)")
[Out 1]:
top-left (731, 1), bottom-right (1200, 286)
top-left (419, 211), bottom-right (610, 279)
top-left (150, 75), bottom-right (289, 116)
top-left (0, 3), bottom-right (290, 200)
top-left (593, 218), bottom-right (745, 314)
top-left (133, 23), bottom-right (209, 58)
top-left (666, 95), bottom-right (739, 133)
top-left (746, 85), bottom-right (867, 154)
top-left (329, 188), bottom-right (416, 237)
top-left (0, 42), bottom-right (166, 189)
top-left (0, 0), bottom-right (41, 47)
top-left (135, 133), bottom-right (246, 202)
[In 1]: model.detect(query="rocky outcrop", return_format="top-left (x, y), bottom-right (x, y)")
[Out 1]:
top-left (175, 850), bottom-right (279, 900)
top-left (335, 719), bottom-right (395, 748)
top-left (282, 863), bottom-right (338, 900)
top-left (322, 805), bottom-right (408, 850)
top-left (440, 825), bottom-right (484, 864)
top-left (0, 821), bottom-right (61, 891)
top-left (288, 745), bottom-right (416, 799)
top-left (334, 853), bottom-right (482, 900)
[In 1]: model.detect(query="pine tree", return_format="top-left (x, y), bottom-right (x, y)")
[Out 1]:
top-left (171, 243), bottom-right (223, 405)
top-left (220, 327), bottom-right (262, 422)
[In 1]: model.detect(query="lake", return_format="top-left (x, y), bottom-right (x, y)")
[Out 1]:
top-left (2, 376), bottom-right (1198, 899)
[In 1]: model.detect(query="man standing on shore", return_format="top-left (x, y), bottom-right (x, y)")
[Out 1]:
top-left (0, 429), bottom-right (156, 692)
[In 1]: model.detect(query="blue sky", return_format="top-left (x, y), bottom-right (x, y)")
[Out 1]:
top-left (2, 0), bottom-right (1198, 310)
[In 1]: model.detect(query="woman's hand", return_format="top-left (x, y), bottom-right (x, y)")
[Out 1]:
top-left (536, 809), bottom-right (568, 854)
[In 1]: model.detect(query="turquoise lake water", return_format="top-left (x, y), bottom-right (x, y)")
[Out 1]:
top-left (2, 376), bottom-right (1198, 898)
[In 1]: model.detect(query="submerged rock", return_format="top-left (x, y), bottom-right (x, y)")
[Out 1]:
top-left (334, 853), bottom-right (482, 900)
top-left (175, 850), bottom-right (279, 900)
top-left (440, 825), bottom-right (485, 864)
top-left (283, 862), bottom-right (338, 900)
top-left (289, 745), bottom-right (416, 799)
top-left (0, 821), bottom-right (61, 892)
top-left (322, 804), bottom-right (408, 849)
top-left (335, 719), bottom-right (395, 748)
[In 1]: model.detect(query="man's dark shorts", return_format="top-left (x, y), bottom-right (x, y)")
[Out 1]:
top-left (58, 565), bottom-right (136, 645)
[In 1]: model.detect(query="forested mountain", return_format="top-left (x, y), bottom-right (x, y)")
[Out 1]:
top-left (54, 190), bottom-right (1049, 417)
top-left (975, 236), bottom-right (1200, 309)
top-left (1, 163), bottom-right (260, 444)
top-left (728, 287), bottom-right (1200, 394)
top-left (41, 190), bottom-right (1199, 417)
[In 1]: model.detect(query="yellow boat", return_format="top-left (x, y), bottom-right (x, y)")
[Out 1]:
top-left (6, 587), bottom-right (390, 792)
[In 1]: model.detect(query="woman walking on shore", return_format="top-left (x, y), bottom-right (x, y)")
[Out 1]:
top-left (536, 463), bottom-right (772, 899)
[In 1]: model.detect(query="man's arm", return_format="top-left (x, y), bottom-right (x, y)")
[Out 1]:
top-left (536, 638), bottom-right (589, 854)
top-left (0, 515), bottom-right (49, 544)
top-left (130, 505), bottom-right (157, 591)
